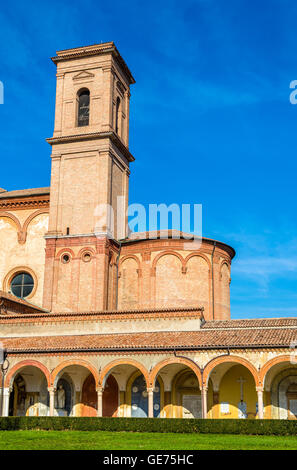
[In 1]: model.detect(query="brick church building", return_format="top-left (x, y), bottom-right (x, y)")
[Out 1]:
top-left (0, 42), bottom-right (296, 420)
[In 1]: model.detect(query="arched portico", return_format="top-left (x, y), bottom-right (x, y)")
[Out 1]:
top-left (260, 356), bottom-right (297, 419)
top-left (4, 361), bottom-right (51, 417)
top-left (149, 358), bottom-right (204, 418)
top-left (99, 359), bottom-right (150, 417)
top-left (203, 356), bottom-right (259, 419)
top-left (5, 360), bottom-right (50, 389)
top-left (50, 360), bottom-right (99, 417)
top-left (99, 358), bottom-right (149, 389)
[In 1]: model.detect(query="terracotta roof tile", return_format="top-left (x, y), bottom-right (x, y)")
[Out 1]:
top-left (0, 290), bottom-right (47, 313)
top-left (0, 187), bottom-right (50, 199)
top-left (202, 318), bottom-right (297, 329)
top-left (2, 328), bottom-right (297, 352)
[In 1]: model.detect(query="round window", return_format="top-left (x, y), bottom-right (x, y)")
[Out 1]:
top-left (10, 272), bottom-right (34, 299)
top-left (82, 252), bottom-right (91, 263)
top-left (61, 254), bottom-right (70, 264)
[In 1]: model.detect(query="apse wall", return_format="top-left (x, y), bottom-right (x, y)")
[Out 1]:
top-left (118, 236), bottom-right (234, 320)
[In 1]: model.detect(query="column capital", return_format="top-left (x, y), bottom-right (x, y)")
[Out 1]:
top-left (96, 387), bottom-right (104, 394)
top-left (256, 386), bottom-right (264, 393)
top-left (48, 386), bottom-right (56, 393)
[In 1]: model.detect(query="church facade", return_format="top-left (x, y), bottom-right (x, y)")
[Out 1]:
top-left (0, 42), bottom-right (297, 420)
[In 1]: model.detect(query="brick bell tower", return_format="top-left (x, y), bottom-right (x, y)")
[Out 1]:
top-left (43, 42), bottom-right (135, 312)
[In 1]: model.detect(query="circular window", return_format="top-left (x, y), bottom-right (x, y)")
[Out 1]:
top-left (61, 254), bottom-right (70, 264)
top-left (10, 272), bottom-right (34, 299)
top-left (82, 252), bottom-right (92, 263)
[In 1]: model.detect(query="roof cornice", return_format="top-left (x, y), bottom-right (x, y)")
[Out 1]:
top-left (46, 131), bottom-right (135, 162)
top-left (0, 306), bottom-right (204, 321)
top-left (51, 42), bottom-right (135, 85)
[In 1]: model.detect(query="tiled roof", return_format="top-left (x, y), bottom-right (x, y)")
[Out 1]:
top-left (202, 318), bottom-right (297, 329)
top-left (0, 187), bottom-right (50, 199)
top-left (2, 327), bottom-right (297, 352)
top-left (0, 290), bottom-right (47, 312)
top-left (0, 306), bottom-right (203, 323)
top-left (122, 232), bottom-right (236, 259)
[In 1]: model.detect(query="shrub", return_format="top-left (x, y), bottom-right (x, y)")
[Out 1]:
top-left (0, 417), bottom-right (296, 435)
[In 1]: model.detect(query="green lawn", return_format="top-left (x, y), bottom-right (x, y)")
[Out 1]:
top-left (0, 431), bottom-right (297, 450)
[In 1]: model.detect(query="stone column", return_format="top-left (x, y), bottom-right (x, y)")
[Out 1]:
top-left (201, 386), bottom-right (208, 419)
top-left (2, 388), bottom-right (10, 417)
top-left (148, 388), bottom-right (154, 418)
top-left (119, 390), bottom-right (126, 418)
top-left (48, 387), bottom-right (55, 417)
top-left (164, 391), bottom-right (172, 418)
top-left (257, 387), bottom-right (264, 420)
top-left (97, 387), bottom-right (103, 417)
top-left (212, 390), bottom-right (220, 419)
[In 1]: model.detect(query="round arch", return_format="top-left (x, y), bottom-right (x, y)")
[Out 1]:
top-left (149, 357), bottom-right (202, 389)
top-left (22, 209), bottom-right (49, 234)
top-left (0, 211), bottom-right (22, 232)
top-left (152, 251), bottom-right (185, 271)
top-left (184, 253), bottom-right (211, 272)
top-left (77, 247), bottom-right (96, 258)
top-left (203, 355), bottom-right (259, 387)
top-left (118, 255), bottom-right (141, 271)
top-left (219, 258), bottom-right (231, 271)
top-left (55, 248), bottom-right (76, 261)
top-left (259, 355), bottom-right (296, 387)
top-left (0, 211), bottom-right (22, 244)
top-left (99, 358), bottom-right (149, 388)
top-left (5, 360), bottom-right (51, 388)
top-left (51, 359), bottom-right (100, 387)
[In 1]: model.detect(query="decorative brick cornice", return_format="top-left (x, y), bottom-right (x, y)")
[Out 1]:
top-left (0, 195), bottom-right (50, 211)
top-left (121, 234), bottom-right (235, 260)
top-left (46, 131), bottom-right (135, 163)
top-left (51, 42), bottom-right (136, 85)
top-left (0, 306), bottom-right (204, 321)
top-left (44, 235), bottom-right (120, 261)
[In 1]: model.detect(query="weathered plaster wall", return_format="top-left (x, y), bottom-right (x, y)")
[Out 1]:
top-left (0, 211), bottom-right (49, 306)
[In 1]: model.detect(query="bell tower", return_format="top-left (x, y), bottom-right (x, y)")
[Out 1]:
top-left (43, 42), bottom-right (135, 312)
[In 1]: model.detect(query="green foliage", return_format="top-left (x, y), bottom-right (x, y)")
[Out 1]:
top-left (0, 417), bottom-right (296, 435)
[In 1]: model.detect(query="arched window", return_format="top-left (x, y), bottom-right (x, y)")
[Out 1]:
top-left (115, 97), bottom-right (121, 134)
top-left (77, 89), bottom-right (90, 127)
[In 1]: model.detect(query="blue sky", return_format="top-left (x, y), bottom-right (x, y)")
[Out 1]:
top-left (0, 0), bottom-right (297, 319)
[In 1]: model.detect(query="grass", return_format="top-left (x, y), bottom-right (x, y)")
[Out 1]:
top-left (0, 430), bottom-right (297, 450)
